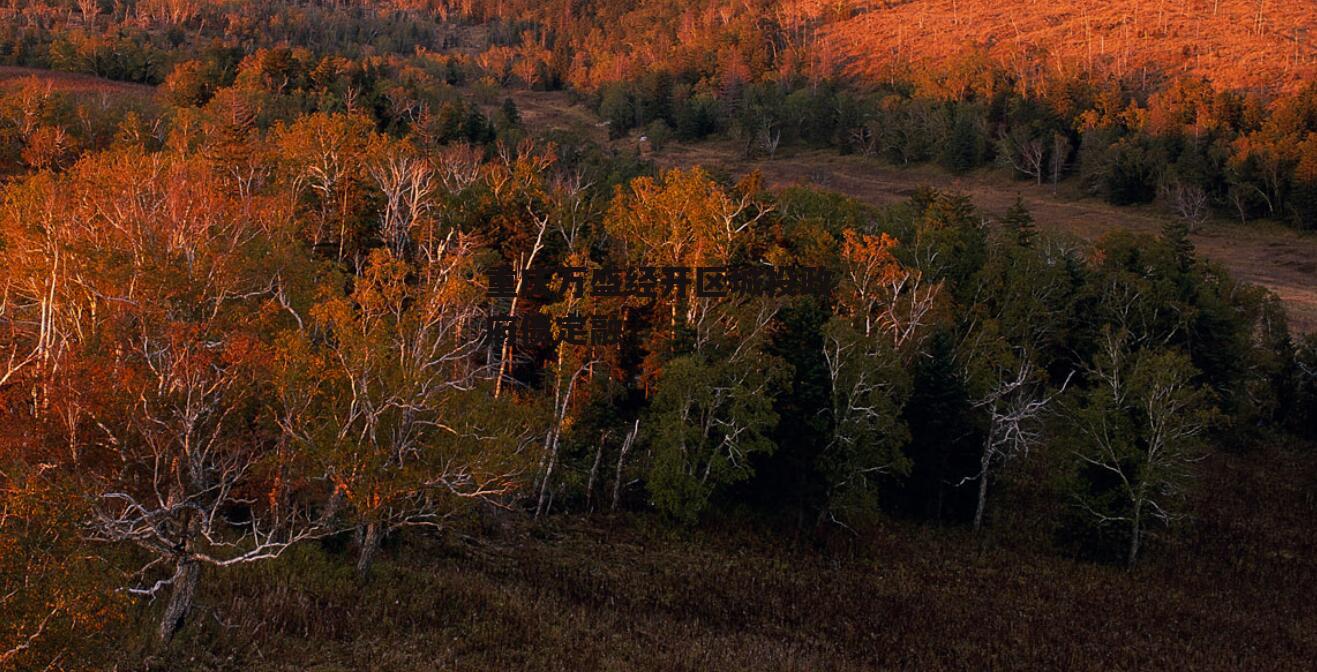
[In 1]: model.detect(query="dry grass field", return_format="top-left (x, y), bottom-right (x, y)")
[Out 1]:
top-left (816, 0), bottom-right (1316, 94)
top-left (0, 65), bottom-right (156, 100)
top-left (121, 442), bottom-right (1317, 671)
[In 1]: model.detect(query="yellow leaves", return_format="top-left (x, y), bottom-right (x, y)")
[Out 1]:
top-left (354, 248), bottom-right (412, 317)
top-left (837, 229), bottom-right (943, 349)
top-left (604, 167), bottom-right (757, 266)
top-left (272, 111), bottom-right (386, 179)
top-left (841, 229), bottom-right (904, 287)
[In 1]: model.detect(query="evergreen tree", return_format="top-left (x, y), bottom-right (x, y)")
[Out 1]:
top-left (1161, 217), bottom-right (1195, 273)
top-left (939, 105), bottom-right (985, 174)
top-left (1001, 195), bottom-right (1037, 248)
top-left (1291, 133), bottom-right (1317, 230)
top-left (501, 97), bottom-right (521, 127)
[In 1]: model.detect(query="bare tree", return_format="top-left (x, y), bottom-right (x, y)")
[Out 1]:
top-left (87, 330), bottom-right (334, 641)
top-left (0, 275), bottom-right (40, 392)
top-left (1162, 180), bottom-right (1210, 233)
top-left (535, 355), bottom-right (602, 518)
top-left (998, 127), bottom-right (1046, 185)
top-left (612, 419), bottom-right (640, 511)
top-left (432, 143), bottom-right (485, 193)
top-left (550, 169), bottom-right (595, 252)
top-left (964, 355), bottom-right (1070, 531)
top-left (821, 231), bottom-right (942, 516)
top-left (494, 206), bottom-right (548, 398)
top-left (0, 149), bottom-right (338, 642)
top-left (757, 123), bottom-right (782, 158)
top-left (370, 152), bottom-right (436, 257)
top-left (1049, 131), bottom-right (1071, 190)
top-left (584, 430), bottom-right (609, 512)
top-left (313, 233), bottom-right (526, 578)
top-left (838, 233), bottom-right (940, 350)
top-left (75, 0), bottom-right (97, 26)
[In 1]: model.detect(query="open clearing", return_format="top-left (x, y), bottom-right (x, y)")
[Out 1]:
top-left (0, 65), bottom-right (156, 100)
top-left (145, 444), bottom-right (1317, 670)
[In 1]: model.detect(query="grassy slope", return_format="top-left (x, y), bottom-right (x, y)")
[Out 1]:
top-left (0, 65), bottom-right (156, 100)
top-left (120, 443), bottom-right (1317, 671)
top-left (821, 0), bottom-right (1316, 94)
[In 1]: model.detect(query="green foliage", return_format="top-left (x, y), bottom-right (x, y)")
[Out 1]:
top-left (499, 96), bottom-right (521, 127)
top-left (1103, 138), bottom-right (1163, 205)
top-left (1000, 196), bottom-right (1037, 248)
top-left (914, 191), bottom-right (987, 300)
top-left (891, 330), bottom-right (982, 522)
top-left (598, 84), bottom-right (634, 139)
top-left (939, 104), bottom-right (987, 174)
top-left (1065, 338), bottom-right (1217, 564)
top-left (674, 94), bottom-right (720, 140)
top-left (646, 349), bottom-right (788, 524)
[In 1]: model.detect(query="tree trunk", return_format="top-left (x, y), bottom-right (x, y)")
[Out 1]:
top-left (158, 557), bottom-right (200, 643)
top-left (536, 429), bottom-right (558, 518)
top-left (1127, 503), bottom-right (1143, 568)
top-left (356, 520), bottom-right (381, 580)
top-left (612, 419), bottom-right (639, 511)
top-left (973, 451), bottom-right (991, 532)
top-left (585, 434), bottom-right (606, 512)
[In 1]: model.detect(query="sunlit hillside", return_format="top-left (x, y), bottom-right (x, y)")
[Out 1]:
top-left (807, 0), bottom-right (1316, 93)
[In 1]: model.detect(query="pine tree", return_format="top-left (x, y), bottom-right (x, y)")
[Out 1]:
top-left (940, 105), bottom-right (984, 174)
top-left (923, 191), bottom-right (976, 229)
top-left (1291, 133), bottom-right (1317, 231)
top-left (1002, 195), bottom-right (1037, 248)
top-left (1162, 217), bottom-right (1195, 272)
top-left (501, 97), bottom-right (521, 127)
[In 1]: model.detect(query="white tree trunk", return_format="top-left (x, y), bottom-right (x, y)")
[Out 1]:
top-left (973, 449), bottom-right (992, 532)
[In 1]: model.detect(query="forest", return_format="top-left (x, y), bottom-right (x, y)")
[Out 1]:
top-left (1, 1), bottom-right (1315, 670)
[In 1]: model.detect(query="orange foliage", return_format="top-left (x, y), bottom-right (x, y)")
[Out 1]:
top-left (826, 0), bottom-right (1315, 95)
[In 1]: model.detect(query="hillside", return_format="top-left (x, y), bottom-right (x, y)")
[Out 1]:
top-left (0, 65), bottom-right (156, 99)
top-left (809, 0), bottom-right (1314, 94)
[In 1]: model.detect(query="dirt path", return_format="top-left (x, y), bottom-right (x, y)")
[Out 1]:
top-left (506, 90), bottom-right (1317, 334)
top-left (659, 143), bottom-right (1317, 334)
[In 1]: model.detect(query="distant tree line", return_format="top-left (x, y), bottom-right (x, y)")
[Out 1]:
top-left (3, 0), bottom-right (1315, 228)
